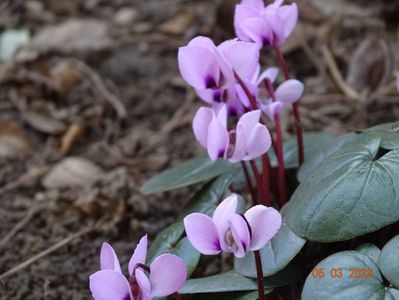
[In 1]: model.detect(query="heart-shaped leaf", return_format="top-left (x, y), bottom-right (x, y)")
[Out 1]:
top-left (366, 121), bottom-right (399, 150)
top-left (356, 243), bottom-right (381, 265)
top-left (378, 234), bottom-right (399, 289)
top-left (171, 237), bottom-right (201, 276)
top-left (302, 250), bottom-right (399, 300)
top-left (201, 290), bottom-right (270, 300)
top-left (234, 212), bottom-right (305, 277)
top-left (141, 156), bottom-right (238, 194)
top-left (285, 132), bottom-right (399, 241)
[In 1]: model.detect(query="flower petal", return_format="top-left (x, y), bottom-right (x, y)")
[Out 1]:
top-left (279, 3), bottom-right (298, 39)
top-left (241, 17), bottom-right (273, 46)
top-left (128, 235), bottom-right (148, 276)
top-left (196, 88), bottom-right (224, 104)
top-left (244, 123), bottom-right (272, 160)
top-left (192, 107), bottom-right (214, 148)
top-left (241, 0), bottom-right (265, 10)
top-left (184, 213), bottom-right (221, 255)
top-left (89, 270), bottom-right (132, 300)
top-left (206, 116), bottom-right (229, 161)
top-left (257, 67), bottom-right (279, 85)
top-left (149, 254), bottom-right (187, 297)
top-left (275, 79), bottom-right (304, 104)
top-left (100, 242), bottom-right (122, 273)
top-left (229, 214), bottom-right (251, 258)
top-left (178, 45), bottom-right (219, 91)
top-left (244, 205), bottom-right (282, 251)
top-left (234, 4), bottom-right (261, 41)
top-left (265, 14), bottom-right (285, 46)
top-left (238, 110), bottom-right (262, 133)
top-left (261, 101), bottom-right (283, 119)
top-left (135, 268), bottom-right (152, 300)
top-left (218, 39), bottom-right (260, 80)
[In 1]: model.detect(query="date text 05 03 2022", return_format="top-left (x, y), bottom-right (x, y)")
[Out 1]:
top-left (311, 268), bottom-right (374, 279)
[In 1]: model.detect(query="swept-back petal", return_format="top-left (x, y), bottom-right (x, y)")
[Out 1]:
top-left (244, 205), bottom-right (282, 251)
top-left (275, 79), bottom-right (304, 104)
top-left (241, 17), bottom-right (273, 46)
top-left (244, 123), bottom-right (271, 160)
top-left (257, 67), bottom-right (279, 85)
top-left (206, 118), bottom-right (229, 161)
top-left (184, 213), bottom-right (221, 255)
top-left (238, 110), bottom-right (261, 133)
top-left (193, 107), bottom-right (214, 148)
top-left (149, 254), bottom-right (187, 297)
top-left (229, 214), bottom-right (251, 258)
top-left (261, 101), bottom-right (283, 119)
top-left (196, 88), bottom-right (223, 104)
top-left (128, 235), bottom-right (148, 276)
top-left (89, 270), bottom-right (132, 300)
top-left (265, 14), bottom-right (285, 46)
top-left (279, 3), bottom-right (298, 38)
top-left (100, 242), bottom-right (122, 273)
top-left (218, 39), bottom-right (260, 80)
top-left (178, 46), bottom-right (219, 91)
top-left (234, 4), bottom-right (261, 41)
top-left (135, 269), bottom-right (151, 300)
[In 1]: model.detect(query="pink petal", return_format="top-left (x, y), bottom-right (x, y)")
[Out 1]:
top-left (265, 14), bottom-right (285, 46)
top-left (241, 17), bottom-right (273, 46)
top-left (178, 45), bottom-right (219, 91)
top-left (229, 214), bottom-right (251, 258)
top-left (275, 79), bottom-right (304, 104)
top-left (235, 80), bottom-right (257, 108)
top-left (188, 36), bottom-right (216, 50)
top-left (261, 101), bottom-right (283, 119)
top-left (206, 118), bottom-right (229, 161)
top-left (149, 254), bottom-right (187, 297)
top-left (257, 67), bottom-right (279, 85)
top-left (193, 107), bottom-right (215, 148)
top-left (184, 213), bottom-right (221, 255)
top-left (279, 3), bottom-right (298, 39)
top-left (135, 269), bottom-right (152, 300)
top-left (238, 110), bottom-right (262, 133)
top-left (218, 39), bottom-right (260, 80)
top-left (128, 235), bottom-right (148, 276)
top-left (100, 243), bottom-right (122, 273)
top-left (234, 4), bottom-right (261, 41)
top-left (196, 88), bottom-right (224, 104)
top-left (213, 194), bottom-right (240, 250)
top-left (244, 205), bottom-right (282, 251)
top-left (241, 0), bottom-right (265, 10)
top-left (228, 123), bottom-right (247, 163)
top-left (244, 123), bottom-right (271, 160)
top-left (89, 270), bottom-right (132, 300)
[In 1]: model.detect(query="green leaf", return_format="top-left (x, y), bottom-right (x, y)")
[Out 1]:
top-left (356, 243), bottom-right (381, 265)
top-left (201, 290), bottom-right (271, 300)
top-left (178, 171), bottom-right (238, 219)
top-left (234, 212), bottom-right (305, 277)
top-left (285, 132), bottom-right (399, 241)
top-left (141, 156), bottom-right (238, 194)
top-left (297, 133), bottom-right (357, 182)
top-left (302, 250), bottom-right (399, 300)
top-left (378, 235), bottom-right (399, 289)
top-left (180, 266), bottom-right (300, 294)
top-left (146, 222), bottom-right (184, 263)
top-left (171, 237), bottom-right (201, 276)
top-left (366, 121), bottom-right (399, 150)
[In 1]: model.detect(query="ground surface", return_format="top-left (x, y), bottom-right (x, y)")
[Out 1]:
top-left (0, 0), bottom-right (398, 299)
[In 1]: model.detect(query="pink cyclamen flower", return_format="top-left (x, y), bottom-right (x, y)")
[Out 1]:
top-left (193, 103), bottom-right (271, 162)
top-left (234, 0), bottom-right (298, 47)
top-left (178, 36), bottom-right (260, 115)
top-left (184, 194), bottom-right (282, 258)
top-left (89, 235), bottom-right (187, 300)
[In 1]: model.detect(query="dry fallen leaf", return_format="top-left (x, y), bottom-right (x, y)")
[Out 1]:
top-left (50, 60), bottom-right (82, 94)
top-left (23, 112), bottom-right (67, 135)
top-left (0, 120), bottom-right (33, 161)
top-left (159, 11), bottom-right (195, 35)
top-left (42, 157), bottom-right (104, 189)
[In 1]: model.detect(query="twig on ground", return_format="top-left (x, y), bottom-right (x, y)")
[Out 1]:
top-left (0, 165), bottom-right (50, 194)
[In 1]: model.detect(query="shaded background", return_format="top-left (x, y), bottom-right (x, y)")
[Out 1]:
top-left (0, 0), bottom-right (398, 298)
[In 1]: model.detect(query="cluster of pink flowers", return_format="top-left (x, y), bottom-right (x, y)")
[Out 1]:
top-left (179, 0), bottom-right (303, 164)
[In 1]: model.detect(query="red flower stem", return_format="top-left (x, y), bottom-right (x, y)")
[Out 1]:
top-left (249, 160), bottom-right (265, 205)
top-left (265, 78), bottom-right (287, 207)
top-left (273, 46), bottom-right (304, 166)
top-left (241, 161), bottom-right (257, 205)
top-left (234, 71), bottom-right (272, 207)
top-left (254, 250), bottom-right (266, 300)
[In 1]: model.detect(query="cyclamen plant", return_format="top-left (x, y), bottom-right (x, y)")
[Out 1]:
top-left (93, 0), bottom-right (399, 299)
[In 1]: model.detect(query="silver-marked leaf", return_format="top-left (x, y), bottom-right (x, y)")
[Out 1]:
top-left (302, 250), bottom-right (399, 300)
top-left (141, 156), bottom-right (238, 194)
top-left (357, 243), bottom-right (381, 265)
top-left (366, 121), bottom-right (399, 150)
top-left (285, 132), bottom-right (399, 241)
top-left (378, 234), bottom-right (399, 289)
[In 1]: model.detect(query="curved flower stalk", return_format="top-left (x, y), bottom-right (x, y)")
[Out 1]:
top-left (89, 236), bottom-right (187, 300)
top-left (184, 194), bottom-right (282, 258)
top-left (192, 103), bottom-right (271, 162)
top-left (234, 0), bottom-right (298, 47)
top-left (178, 36), bottom-right (260, 115)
